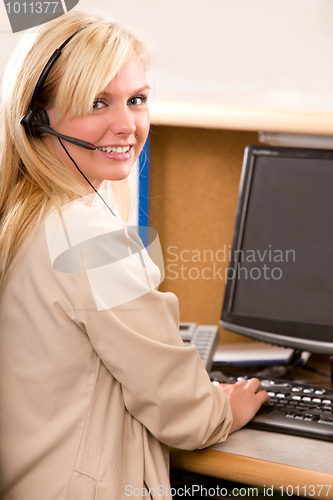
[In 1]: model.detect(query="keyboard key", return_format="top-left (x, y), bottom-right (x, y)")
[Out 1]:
top-left (319, 419), bottom-right (333, 426)
top-left (321, 394), bottom-right (333, 401)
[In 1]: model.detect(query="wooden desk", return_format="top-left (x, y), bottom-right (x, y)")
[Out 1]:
top-left (171, 429), bottom-right (333, 499)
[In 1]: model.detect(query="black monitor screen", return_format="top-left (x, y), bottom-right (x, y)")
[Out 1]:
top-left (221, 145), bottom-right (333, 354)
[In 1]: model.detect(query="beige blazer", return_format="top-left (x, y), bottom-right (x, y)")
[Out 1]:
top-left (0, 202), bottom-right (232, 499)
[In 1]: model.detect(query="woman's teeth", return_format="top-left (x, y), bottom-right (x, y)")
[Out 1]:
top-left (98, 146), bottom-right (130, 153)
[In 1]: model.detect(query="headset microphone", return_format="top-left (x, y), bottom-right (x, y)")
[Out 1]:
top-left (36, 124), bottom-right (96, 150)
top-left (21, 110), bottom-right (96, 150)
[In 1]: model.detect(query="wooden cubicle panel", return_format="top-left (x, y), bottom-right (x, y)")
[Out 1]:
top-left (149, 125), bottom-right (259, 343)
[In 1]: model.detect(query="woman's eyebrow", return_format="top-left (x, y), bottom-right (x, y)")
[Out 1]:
top-left (97, 85), bottom-right (151, 99)
top-left (134, 85), bottom-right (151, 93)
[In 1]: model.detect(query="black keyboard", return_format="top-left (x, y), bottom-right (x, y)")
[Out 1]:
top-left (212, 374), bottom-right (333, 441)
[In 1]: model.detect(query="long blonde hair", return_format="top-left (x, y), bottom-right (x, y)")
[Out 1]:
top-left (0, 11), bottom-right (149, 292)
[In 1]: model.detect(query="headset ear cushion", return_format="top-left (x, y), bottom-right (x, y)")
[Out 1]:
top-left (30, 107), bottom-right (50, 135)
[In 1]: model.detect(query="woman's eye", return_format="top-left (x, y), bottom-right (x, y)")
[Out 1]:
top-left (92, 99), bottom-right (107, 110)
top-left (128, 95), bottom-right (148, 106)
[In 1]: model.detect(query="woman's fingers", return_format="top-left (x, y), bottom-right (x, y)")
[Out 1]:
top-left (218, 377), bottom-right (270, 434)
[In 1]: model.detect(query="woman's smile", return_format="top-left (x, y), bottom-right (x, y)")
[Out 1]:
top-left (96, 144), bottom-right (133, 161)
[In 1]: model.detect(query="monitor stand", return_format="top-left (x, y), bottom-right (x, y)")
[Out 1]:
top-left (255, 350), bottom-right (302, 379)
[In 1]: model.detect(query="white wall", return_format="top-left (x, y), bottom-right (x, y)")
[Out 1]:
top-left (1, 0), bottom-right (333, 111)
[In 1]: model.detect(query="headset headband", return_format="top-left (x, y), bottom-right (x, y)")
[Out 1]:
top-left (21, 28), bottom-right (85, 132)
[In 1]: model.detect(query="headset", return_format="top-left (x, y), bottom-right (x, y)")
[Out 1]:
top-left (20, 29), bottom-right (96, 150)
top-left (20, 28), bottom-right (119, 216)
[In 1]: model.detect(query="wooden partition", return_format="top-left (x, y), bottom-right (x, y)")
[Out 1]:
top-left (149, 125), bottom-right (259, 343)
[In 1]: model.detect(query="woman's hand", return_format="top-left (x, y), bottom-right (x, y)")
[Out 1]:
top-left (219, 378), bottom-right (270, 434)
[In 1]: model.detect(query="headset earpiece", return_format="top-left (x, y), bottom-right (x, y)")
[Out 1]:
top-left (21, 106), bottom-right (49, 136)
top-left (33, 107), bottom-right (50, 133)
top-left (21, 106), bottom-right (50, 136)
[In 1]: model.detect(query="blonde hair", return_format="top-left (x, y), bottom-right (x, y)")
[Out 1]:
top-left (0, 11), bottom-right (149, 292)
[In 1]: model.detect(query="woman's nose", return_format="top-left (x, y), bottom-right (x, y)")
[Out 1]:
top-left (109, 106), bottom-right (136, 136)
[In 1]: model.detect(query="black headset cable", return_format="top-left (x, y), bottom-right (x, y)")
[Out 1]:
top-left (57, 137), bottom-right (117, 217)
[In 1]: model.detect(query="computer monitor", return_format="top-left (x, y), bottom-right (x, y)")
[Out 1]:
top-left (221, 145), bottom-right (333, 356)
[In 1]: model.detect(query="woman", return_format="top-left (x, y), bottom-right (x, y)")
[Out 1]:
top-left (0, 11), bottom-right (269, 499)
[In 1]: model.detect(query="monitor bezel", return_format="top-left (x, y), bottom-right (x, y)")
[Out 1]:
top-left (221, 144), bottom-right (333, 355)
